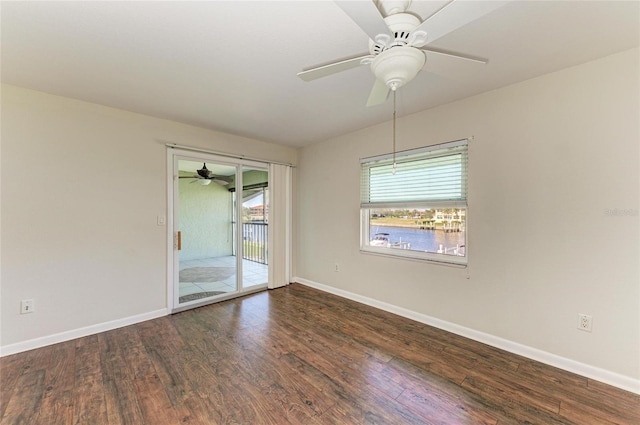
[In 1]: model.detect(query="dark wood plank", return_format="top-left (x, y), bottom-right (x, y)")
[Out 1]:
top-left (0, 344), bottom-right (53, 425)
top-left (72, 335), bottom-right (109, 425)
top-left (185, 305), bottom-right (327, 424)
top-left (35, 340), bottom-right (77, 425)
top-left (1, 283), bottom-right (637, 425)
top-left (98, 330), bottom-right (146, 424)
top-left (137, 317), bottom-right (226, 425)
top-left (1, 349), bottom-right (36, 418)
top-left (1, 368), bottom-right (46, 425)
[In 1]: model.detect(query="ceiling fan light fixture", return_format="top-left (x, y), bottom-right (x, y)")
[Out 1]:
top-left (371, 46), bottom-right (425, 90)
top-left (197, 179), bottom-right (212, 186)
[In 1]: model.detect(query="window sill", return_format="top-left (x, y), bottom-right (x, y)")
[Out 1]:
top-left (359, 248), bottom-right (468, 268)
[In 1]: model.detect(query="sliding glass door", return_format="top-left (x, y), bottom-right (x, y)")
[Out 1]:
top-left (169, 151), bottom-right (269, 312)
top-left (176, 158), bottom-right (237, 305)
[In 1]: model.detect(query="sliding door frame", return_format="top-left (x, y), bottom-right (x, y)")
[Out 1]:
top-left (167, 148), bottom-right (268, 313)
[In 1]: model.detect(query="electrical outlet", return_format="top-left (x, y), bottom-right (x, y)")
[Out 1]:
top-left (334, 263), bottom-right (340, 272)
top-left (577, 313), bottom-right (592, 332)
top-left (21, 299), bottom-right (34, 314)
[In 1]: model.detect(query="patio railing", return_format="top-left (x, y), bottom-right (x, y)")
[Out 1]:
top-left (242, 222), bottom-right (268, 264)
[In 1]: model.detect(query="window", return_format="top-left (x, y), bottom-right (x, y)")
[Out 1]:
top-left (360, 139), bottom-right (468, 264)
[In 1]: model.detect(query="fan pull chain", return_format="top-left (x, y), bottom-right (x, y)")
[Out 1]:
top-left (392, 89), bottom-right (397, 175)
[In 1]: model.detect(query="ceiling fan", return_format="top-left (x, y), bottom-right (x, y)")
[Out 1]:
top-left (179, 163), bottom-right (232, 186)
top-left (297, 0), bottom-right (508, 106)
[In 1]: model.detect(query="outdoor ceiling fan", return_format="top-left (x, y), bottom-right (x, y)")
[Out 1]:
top-left (178, 163), bottom-right (232, 186)
top-left (297, 0), bottom-right (508, 106)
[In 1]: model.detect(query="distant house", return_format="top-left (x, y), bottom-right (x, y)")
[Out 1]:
top-left (416, 209), bottom-right (466, 231)
top-left (248, 205), bottom-right (268, 222)
top-left (434, 209), bottom-right (466, 224)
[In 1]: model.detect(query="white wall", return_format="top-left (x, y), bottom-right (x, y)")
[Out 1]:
top-left (296, 48), bottom-right (639, 384)
top-left (0, 84), bottom-right (297, 350)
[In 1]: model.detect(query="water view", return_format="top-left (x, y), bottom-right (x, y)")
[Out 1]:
top-left (370, 225), bottom-right (465, 255)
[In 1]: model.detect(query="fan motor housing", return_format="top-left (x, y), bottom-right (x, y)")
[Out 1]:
top-left (376, 0), bottom-right (412, 16)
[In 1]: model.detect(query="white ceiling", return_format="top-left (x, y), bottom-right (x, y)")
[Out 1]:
top-left (2, 1), bottom-right (638, 148)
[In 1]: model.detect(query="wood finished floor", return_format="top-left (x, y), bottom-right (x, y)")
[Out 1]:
top-left (1, 284), bottom-right (638, 425)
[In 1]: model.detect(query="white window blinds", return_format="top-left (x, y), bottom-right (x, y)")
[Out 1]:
top-left (360, 139), bottom-right (468, 209)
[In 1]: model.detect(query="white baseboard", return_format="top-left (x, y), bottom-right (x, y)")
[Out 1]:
top-left (0, 308), bottom-right (169, 357)
top-left (293, 276), bottom-right (640, 395)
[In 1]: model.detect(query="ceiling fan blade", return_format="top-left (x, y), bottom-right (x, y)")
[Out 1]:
top-left (297, 53), bottom-right (372, 82)
top-left (419, 47), bottom-right (488, 65)
top-left (413, 0), bottom-right (510, 46)
top-left (366, 79), bottom-right (390, 107)
top-left (334, 1), bottom-right (393, 44)
top-left (212, 179), bottom-right (230, 186)
top-left (211, 175), bottom-right (232, 183)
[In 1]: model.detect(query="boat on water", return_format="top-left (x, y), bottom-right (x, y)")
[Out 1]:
top-left (370, 233), bottom-right (411, 250)
top-left (370, 233), bottom-right (390, 248)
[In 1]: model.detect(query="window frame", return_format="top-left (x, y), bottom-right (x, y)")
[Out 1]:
top-left (359, 139), bottom-right (468, 266)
